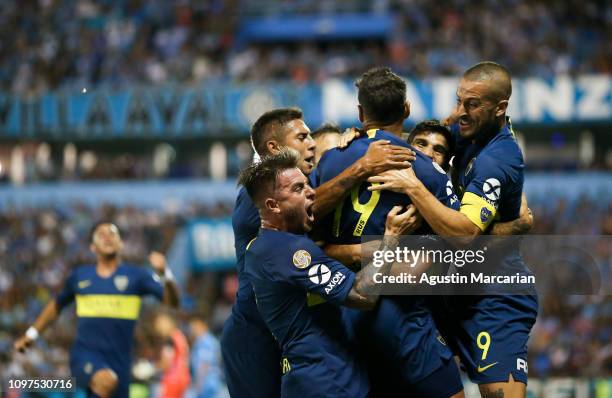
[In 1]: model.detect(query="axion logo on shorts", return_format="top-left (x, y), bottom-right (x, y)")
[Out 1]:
top-left (308, 264), bottom-right (331, 285)
top-left (483, 178), bottom-right (501, 202)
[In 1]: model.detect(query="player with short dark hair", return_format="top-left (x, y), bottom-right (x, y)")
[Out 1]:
top-left (369, 61), bottom-right (537, 398)
top-left (313, 67), bottom-right (464, 398)
top-left (311, 123), bottom-right (342, 165)
top-left (14, 223), bottom-right (179, 398)
top-left (221, 107), bottom-right (417, 398)
top-left (408, 120), bottom-right (455, 171)
top-left (240, 149), bottom-right (415, 397)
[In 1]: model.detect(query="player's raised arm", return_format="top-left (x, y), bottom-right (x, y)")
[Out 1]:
top-left (312, 140), bottom-right (416, 219)
top-left (148, 251), bottom-right (180, 308)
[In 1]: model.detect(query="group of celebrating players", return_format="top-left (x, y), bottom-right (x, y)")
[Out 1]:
top-left (13, 61), bottom-right (537, 398)
top-left (222, 62), bottom-right (537, 398)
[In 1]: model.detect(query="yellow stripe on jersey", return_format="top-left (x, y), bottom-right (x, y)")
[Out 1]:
top-left (76, 294), bottom-right (141, 320)
top-left (307, 292), bottom-right (326, 307)
top-left (366, 129), bottom-right (378, 138)
top-left (459, 192), bottom-right (497, 231)
top-left (246, 237), bottom-right (257, 251)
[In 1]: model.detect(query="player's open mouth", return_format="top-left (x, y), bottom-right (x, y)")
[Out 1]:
top-left (459, 118), bottom-right (471, 130)
top-left (306, 203), bottom-right (314, 222)
top-left (304, 156), bottom-right (315, 168)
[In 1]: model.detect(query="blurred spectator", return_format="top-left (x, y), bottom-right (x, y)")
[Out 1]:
top-left (154, 312), bottom-right (191, 398)
top-left (188, 316), bottom-right (224, 398)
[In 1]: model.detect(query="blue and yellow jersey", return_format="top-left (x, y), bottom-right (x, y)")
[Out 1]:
top-left (56, 264), bottom-right (163, 359)
top-left (451, 118), bottom-right (523, 231)
top-left (245, 228), bottom-right (368, 398)
top-left (312, 128), bottom-right (459, 244)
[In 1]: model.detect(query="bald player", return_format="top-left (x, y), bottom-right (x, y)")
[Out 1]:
top-left (369, 62), bottom-right (537, 397)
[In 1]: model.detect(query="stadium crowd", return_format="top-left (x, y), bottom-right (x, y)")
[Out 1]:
top-left (0, 194), bottom-right (609, 392)
top-left (1, 0), bottom-right (609, 95)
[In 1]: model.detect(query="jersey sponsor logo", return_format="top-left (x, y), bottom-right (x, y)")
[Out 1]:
top-left (324, 271), bottom-right (346, 294)
top-left (308, 264), bottom-right (331, 285)
top-left (480, 207), bottom-right (493, 223)
top-left (477, 362), bottom-right (499, 373)
top-left (517, 358), bottom-right (528, 373)
top-left (78, 280), bottom-right (91, 289)
top-left (483, 178), bottom-right (501, 202)
top-left (76, 294), bottom-right (142, 320)
top-left (433, 161), bottom-right (446, 174)
top-left (293, 250), bottom-right (312, 269)
top-left (114, 275), bottom-right (129, 292)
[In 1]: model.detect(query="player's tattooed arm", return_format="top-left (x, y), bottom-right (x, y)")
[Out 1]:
top-left (490, 193), bottom-right (533, 235)
top-left (369, 167), bottom-right (481, 243)
top-left (345, 206), bottom-right (414, 310)
top-left (313, 141), bottom-right (415, 219)
top-left (14, 300), bottom-right (60, 353)
top-left (325, 205), bottom-right (422, 266)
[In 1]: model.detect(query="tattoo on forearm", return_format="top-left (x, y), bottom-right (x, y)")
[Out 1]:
top-left (482, 389), bottom-right (504, 398)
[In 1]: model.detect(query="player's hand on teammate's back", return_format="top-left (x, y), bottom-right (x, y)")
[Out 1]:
top-left (14, 335), bottom-right (33, 353)
top-left (367, 166), bottom-right (420, 193)
top-left (360, 140), bottom-right (415, 177)
top-left (385, 205), bottom-right (422, 235)
top-left (148, 251), bottom-right (167, 274)
top-left (338, 127), bottom-right (362, 148)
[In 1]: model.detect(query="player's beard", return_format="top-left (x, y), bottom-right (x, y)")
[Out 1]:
top-left (284, 205), bottom-right (310, 235)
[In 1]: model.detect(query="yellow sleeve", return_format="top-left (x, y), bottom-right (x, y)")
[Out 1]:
top-left (459, 192), bottom-right (497, 231)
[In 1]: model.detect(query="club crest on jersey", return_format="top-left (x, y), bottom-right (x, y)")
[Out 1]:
top-left (465, 158), bottom-right (475, 176)
top-left (78, 280), bottom-right (91, 289)
top-left (480, 207), bottom-right (493, 223)
top-left (114, 275), bottom-right (129, 291)
top-left (292, 250), bottom-right (311, 269)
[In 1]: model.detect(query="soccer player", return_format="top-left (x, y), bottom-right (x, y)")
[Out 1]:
top-left (221, 107), bottom-right (416, 398)
top-left (313, 67), bottom-right (464, 397)
top-left (14, 222), bottom-right (179, 398)
top-left (369, 62), bottom-right (538, 397)
top-left (240, 150), bottom-right (416, 398)
top-left (311, 123), bottom-right (342, 165)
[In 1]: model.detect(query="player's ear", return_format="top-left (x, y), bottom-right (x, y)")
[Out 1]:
top-left (358, 105), bottom-right (364, 123)
top-left (265, 198), bottom-right (280, 213)
top-left (495, 100), bottom-right (509, 117)
top-left (403, 101), bottom-right (411, 120)
top-left (267, 140), bottom-right (281, 155)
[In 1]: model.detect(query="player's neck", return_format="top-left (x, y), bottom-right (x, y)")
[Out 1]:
top-left (261, 218), bottom-right (284, 232)
top-left (96, 256), bottom-right (120, 276)
top-left (362, 121), bottom-right (404, 137)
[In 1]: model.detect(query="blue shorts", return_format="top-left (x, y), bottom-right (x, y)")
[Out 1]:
top-left (70, 349), bottom-right (129, 398)
top-left (434, 294), bottom-right (538, 385)
top-left (220, 314), bottom-right (281, 398)
top-left (344, 297), bottom-right (457, 396)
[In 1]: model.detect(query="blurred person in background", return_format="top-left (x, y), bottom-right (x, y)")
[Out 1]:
top-left (189, 316), bottom-right (224, 398)
top-left (13, 222), bottom-right (180, 398)
top-left (155, 312), bottom-right (191, 398)
top-left (311, 123), bottom-right (342, 165)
